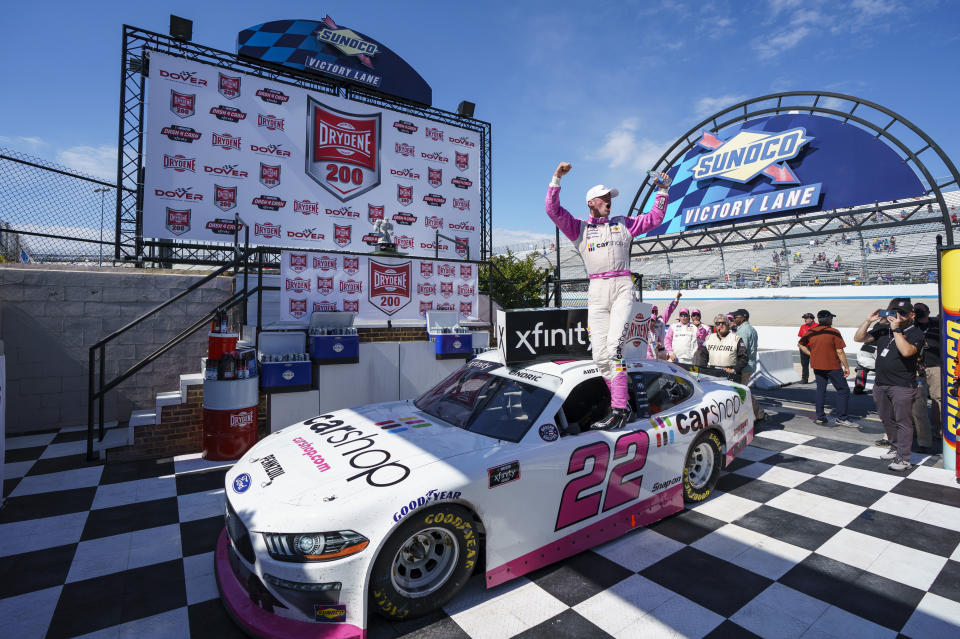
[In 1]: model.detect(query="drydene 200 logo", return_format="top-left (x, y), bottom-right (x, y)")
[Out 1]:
top-left (306, 97), bottom-right (381, 202)
top-left (369, 260), bottom-right (411, 316)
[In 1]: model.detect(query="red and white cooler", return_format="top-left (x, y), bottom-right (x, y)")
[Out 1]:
top-left (202, 376), bottom-right (258, 460)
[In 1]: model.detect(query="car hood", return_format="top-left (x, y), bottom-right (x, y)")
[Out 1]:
top-left (228, 400), bottom-right (499, 510)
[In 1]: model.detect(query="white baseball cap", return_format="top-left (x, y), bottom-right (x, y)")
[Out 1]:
top-left (585, 184), bottom-right (619, 203)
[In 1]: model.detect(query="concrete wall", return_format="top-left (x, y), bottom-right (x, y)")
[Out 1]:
top-left (0, 265), bottom-right (233, 434)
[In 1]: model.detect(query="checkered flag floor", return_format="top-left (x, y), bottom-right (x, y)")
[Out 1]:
top-left (2, 425), bottom-right (959, 638)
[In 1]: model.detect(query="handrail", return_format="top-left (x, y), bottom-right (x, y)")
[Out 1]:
top-left (90, 248), bottom-right (255, 351)
top-left (86, 246), bottom-right (256, 460)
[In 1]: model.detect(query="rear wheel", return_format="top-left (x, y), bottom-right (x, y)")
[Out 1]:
top-left (370, 505), bottom-right (478, 621)
top-left (683, 431), bottom-right (723, 503)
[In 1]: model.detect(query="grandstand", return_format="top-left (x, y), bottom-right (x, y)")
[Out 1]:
top-left (494, 190), bottom-right (959, 296)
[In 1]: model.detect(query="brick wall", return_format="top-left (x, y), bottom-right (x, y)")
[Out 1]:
top-left (110, 385), bottom-right (269, 461)
top-left (0, 264), bottom-right (233, 434)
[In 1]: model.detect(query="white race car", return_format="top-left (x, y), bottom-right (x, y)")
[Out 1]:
top-left (216, 353), bottom-right (754, 638)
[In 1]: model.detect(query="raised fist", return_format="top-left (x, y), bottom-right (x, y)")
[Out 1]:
top-left (555, 162), bottom-right (572, 178)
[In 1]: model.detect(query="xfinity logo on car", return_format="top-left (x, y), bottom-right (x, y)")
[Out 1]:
top-left (488, 461), bottom-right (520, 488)
top-left (496, 308), bottom-right (590, 364)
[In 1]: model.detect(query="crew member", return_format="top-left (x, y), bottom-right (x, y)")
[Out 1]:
top-left (648, 293), bottom-right (680, 359)
top-left (691, 309), bottom-right (708, 345)
top-left (666, 306), bottom-right (699, 364)
top-left (546, 161), bottom-right (670, 430)
top-left (798, 312), bottom-right (818, 384)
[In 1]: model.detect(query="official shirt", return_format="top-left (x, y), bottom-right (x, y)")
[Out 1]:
top-left (799, 325), bottom-right (845, 371)
top-left (869, 324), bottom-right (925, 387)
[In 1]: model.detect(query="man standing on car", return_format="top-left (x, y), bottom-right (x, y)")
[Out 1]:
top-left (854, 298), bottom-right (925, 471)
top-left (546, 161), bottom-right (671, 431)
top-left (798, 312), bottom-right (818, 383)
top-left (799, 310), bottom-right (856, 427)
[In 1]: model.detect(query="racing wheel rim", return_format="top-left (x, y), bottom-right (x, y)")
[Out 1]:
top-left (390, 527), bottom-right (460, 598)
top-left (686, 442), bottom-right (715, 490)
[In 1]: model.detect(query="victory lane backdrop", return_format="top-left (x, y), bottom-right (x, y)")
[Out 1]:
top-left (142, 51), bottom-right (481, 259)
top-left (280, 250), bottom-right (479, 322)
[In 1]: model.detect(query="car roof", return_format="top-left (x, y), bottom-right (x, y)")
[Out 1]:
top-left (473, 351), bottom-right (702, 389)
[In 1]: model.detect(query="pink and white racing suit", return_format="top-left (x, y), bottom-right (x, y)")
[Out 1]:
top-left (546, 184), bottom-right (669, 409)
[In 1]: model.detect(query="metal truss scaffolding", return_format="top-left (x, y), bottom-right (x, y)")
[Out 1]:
top-left (117, 25), bottom-right (492, 266)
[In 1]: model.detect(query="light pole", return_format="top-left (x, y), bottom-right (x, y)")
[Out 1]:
top-left (93, 187), bottom-right (109, 266)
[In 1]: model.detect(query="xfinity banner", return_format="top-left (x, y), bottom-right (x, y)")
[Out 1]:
top-left (280, 250), bottom-right (478, 322)
top-left (143, 51), bottom-right (480, 258)
top-left (496, 304), bottom-right (652, 364)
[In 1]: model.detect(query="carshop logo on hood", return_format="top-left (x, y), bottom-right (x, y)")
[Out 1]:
top-left (304, 415), bottom-right (410, 487)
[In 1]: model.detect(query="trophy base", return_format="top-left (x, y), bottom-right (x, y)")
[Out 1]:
top-left (371, 242), bottom-right (405, 256)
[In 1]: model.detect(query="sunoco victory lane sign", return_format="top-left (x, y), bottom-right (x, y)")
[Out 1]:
top-left (142, 51), bottom-right (480, 258)
top-left (280, 250), bottom-right (479, 322)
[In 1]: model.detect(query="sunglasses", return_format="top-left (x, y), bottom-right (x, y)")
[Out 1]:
top-left (679, 312), bottom-right (689, 317)
top-left (715, 321), bottom-right (728, 326)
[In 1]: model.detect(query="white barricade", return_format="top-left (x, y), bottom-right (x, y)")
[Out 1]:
top-left (749, 349), bottom-right (801, 389)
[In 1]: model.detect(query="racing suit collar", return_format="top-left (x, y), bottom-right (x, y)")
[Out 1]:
top-left (587, 215), bottom-right (613, 225)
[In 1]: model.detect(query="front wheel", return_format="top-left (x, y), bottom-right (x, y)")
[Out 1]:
top-left (370, 505), bottom-right (478, 621)
top-left (683, 431), bottom-right (723, 503)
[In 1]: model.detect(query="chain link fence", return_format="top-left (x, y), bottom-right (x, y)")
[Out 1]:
top-left (0, 147), bottom-right (125, 264)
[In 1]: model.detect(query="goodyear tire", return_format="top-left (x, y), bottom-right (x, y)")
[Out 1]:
top-left (370, 505), bottom-right (478, 621)
top-left (682, 431), bottom-right (723, 504)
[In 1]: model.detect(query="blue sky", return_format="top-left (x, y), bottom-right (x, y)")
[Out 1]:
top-left (2, 0), bottom-right (958, 248)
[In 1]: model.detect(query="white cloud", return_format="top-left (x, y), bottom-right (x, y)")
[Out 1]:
top-left (56, 145), bottom-right (117, 181)
top-left (694, 94), bottom-right (749, 118)
top-left (492, 228), bottom-right (554, 250)
top-left (591, 119), bottom-right (669, 173)
top-left (0, 135), bottom-right (49, 151)
top-left (851, 0), bottom-right (898, 17)
top-left (753, 25), bottom-right (812, 59)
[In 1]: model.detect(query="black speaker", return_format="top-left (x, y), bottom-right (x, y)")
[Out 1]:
top-left (170, 15), bottom-right (193, 42)
top-left (457, 101), bottom-right (476, 118)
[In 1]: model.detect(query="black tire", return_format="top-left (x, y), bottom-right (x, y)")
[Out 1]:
top-left (682, 431), bottom-right (723, 504)
top-left (369, 504), bottom-right (478, 621)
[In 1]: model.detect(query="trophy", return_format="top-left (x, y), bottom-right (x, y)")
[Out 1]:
top-left (372, 218), bottom-right (401, 255)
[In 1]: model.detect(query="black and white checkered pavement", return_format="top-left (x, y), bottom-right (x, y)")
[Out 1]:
top-left (2, 425), bottom-right (959, 639)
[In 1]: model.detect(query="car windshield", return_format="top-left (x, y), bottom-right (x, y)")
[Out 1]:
top-left (414, 367), bottom-right (554, 442)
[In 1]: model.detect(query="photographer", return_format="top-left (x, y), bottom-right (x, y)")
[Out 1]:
top-left (854, 298), bottom-right (925, 471)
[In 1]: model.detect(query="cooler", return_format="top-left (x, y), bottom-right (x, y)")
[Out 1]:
top-left (202, 377), bottom-right (259, 460)
top-left (259, 331), bottom-right (312, 392)
top-left (427, 311), bottom-right (472, 360)
top-left (208, 332), bottom-right (238, 360)
top-left (309, 312), bottom-right (360, 364)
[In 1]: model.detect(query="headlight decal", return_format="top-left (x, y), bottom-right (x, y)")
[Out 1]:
top-left (262, 530), bottom-right (369, 562)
